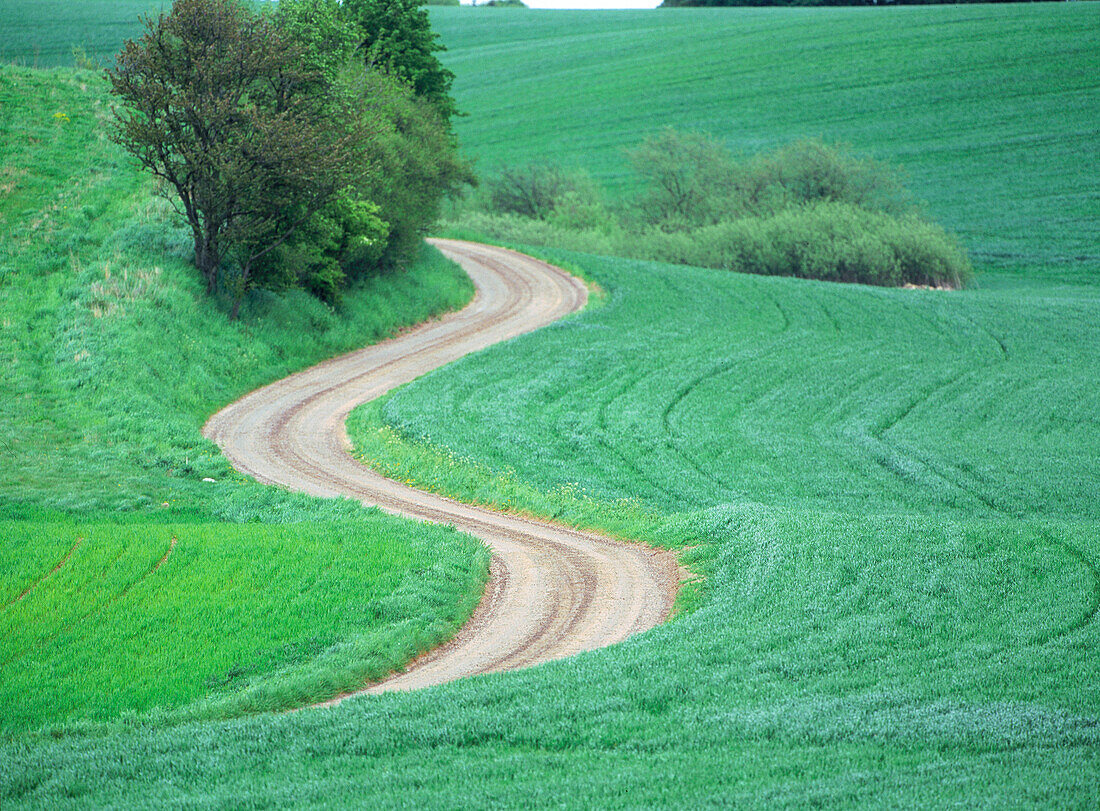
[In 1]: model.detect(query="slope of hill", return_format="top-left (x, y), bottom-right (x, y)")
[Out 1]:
top-left (0, 66), bottom-right (485, 732)
top-left (3, 5), bottom-right (1099, 806)
top-left (434, 4), bottom-right (1099, 285)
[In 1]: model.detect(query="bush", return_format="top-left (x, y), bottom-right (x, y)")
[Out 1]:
top-left (458, 134), bottom-right (969, 289)
top-left (741, 138), bottom-right (911, 217)
top-left (645, 202), bottom-right (970, 287)
top-left (627, 128), bottom-right (742, 229)
top-left (486, 165), bottom-right (596, 221)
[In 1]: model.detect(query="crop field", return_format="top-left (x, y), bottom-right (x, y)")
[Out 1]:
top-left (5, 3), bottom-right (1096, 283)
top-left (0, 1), bottom-right (167, 68)
top-left (366, 252), bottom-right (1100, 523)
top-left (3, 4), bottom-right (1100, 807)
top-left (0, 519), bottom-right (487, 733)
top-left (0, 67), bottom-right (484, 733)
top-left (432, 5), bottom-right (1100, 284)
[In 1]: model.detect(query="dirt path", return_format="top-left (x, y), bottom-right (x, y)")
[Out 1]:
top-left (203, 239), bottom-right (679, 701)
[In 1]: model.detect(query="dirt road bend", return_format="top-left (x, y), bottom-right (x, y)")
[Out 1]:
top-left (203, 239), bottom-right (679, 700)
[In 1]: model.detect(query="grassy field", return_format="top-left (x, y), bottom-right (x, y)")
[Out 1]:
top-left (0, 519), bottom-right (487, 733)
top-left (432, 5), bottom-right (1099, 285)
top-left (3, 4), bottom-right (1100, 807)
top-left (0, 66), bottom-right (485, 731)
top-left (4, 3), bottom-right (1096, 280)
top-left (0, 1), bottom-right (167, 68)
top-left (362, 251), bottom-right (1100, 523)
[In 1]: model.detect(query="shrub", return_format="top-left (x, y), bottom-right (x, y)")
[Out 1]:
top-left (663, 202), bottom-right (970, 287)
top-left (457, 134), bottom-right (969, 289)
top-left (627, 128), bottom-right (743, 229)
top-left (741, 138), bottom-right (911, 217)
top-left (487, 165), bottom-right (580, 220)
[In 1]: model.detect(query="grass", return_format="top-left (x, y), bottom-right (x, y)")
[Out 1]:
top-left (0, 1), bottom-right (168, 69)
top-left (3, 5), bottom-right (1100, 807)
top-left (0, 519), bottom-right (487, 734)
top-left (0, 66), bottom-right (485, 731)
top-left (363, 248), bottom-right (1100, 523)
top-left (431, 4), bottom-right (1100, 286)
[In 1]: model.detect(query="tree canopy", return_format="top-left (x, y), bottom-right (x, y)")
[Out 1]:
top-left (108, 0), bottom-right (471, 318)
top-left (344, 0), bottom-right (458, 121)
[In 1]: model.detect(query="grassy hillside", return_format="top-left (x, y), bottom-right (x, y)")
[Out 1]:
top-left (365, 252), bottom-right (1100, 523)
top-left (0, 66), bottom-right (485, 730)
top-left (432, 5), bottom-right (1100, 285)
top-left (3, 5), bottom-right (1100, 806)
top-left (4, 3), bottom-right (1095, 278)
top-left (0, 1), bottom-right (167, 68)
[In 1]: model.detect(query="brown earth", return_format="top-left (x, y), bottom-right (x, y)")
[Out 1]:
top-left (203, 239), bottom-right (679, 702)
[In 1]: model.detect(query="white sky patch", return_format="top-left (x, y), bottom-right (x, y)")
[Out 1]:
top-left (462, 1), bottom-right (663, 8)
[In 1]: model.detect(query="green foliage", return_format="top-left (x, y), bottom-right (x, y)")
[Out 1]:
top-left (627, 128), bottom-right (742, 228)
top-left (252, 192), bottom-right (390, 303)
top-left (107, 0), bottom-right (363, 315)
top-left (345, 67), bottom-right (476, 271)
top-left (484, 164), bottom-right (597, 221)
top-left (742, 137), bottom-right (911, 217)
top-left (466, 138), bottom-right (966, 287)
top-left (644, 201), bottom-right (970, 287)
top-left (103, 0), bottom-right (469, 315)
top-left (344, 0), bottom-right (458, 120)
top-left (272, 0), bottom-right (360, 82)
top-left (625, 132), bottom-right (912, 228)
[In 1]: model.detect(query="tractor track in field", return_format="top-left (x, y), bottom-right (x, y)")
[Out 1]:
top-left (203, 239), bottom-right (680, 702)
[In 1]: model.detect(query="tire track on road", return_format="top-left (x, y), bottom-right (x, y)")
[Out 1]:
top-left (203, 240), bottom-right (680, 702)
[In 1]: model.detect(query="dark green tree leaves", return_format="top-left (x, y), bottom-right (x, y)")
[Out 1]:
top-left (344, 0), bottom-right (458, 121)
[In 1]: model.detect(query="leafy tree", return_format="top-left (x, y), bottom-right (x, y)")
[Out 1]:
top-left (107, 0), bottom-right (360, 318)
top-left (272, 0), bottom-right (360, 83)
top-left (343, 67), bottom-right (475, 271)
top-left (627, 129), bottom-right (742, 229)
top-left (343, 0), bottom-right (458, 120)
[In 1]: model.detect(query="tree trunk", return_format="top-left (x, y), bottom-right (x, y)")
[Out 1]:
top-left (193, 231), bottom-right (220, 295)
top-left (230, 262), bottom-right (251, 322)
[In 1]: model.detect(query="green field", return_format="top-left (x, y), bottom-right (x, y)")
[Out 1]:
top-left (3, 3), bottom-right (1100, 806)
top-left (0, 66), bottom-right (485, 731)
top-left (0, 1), bottom-right (168, 68)
top-left (433, 5), bottom-right (1099, 285)
top-left (0, 519), bottom-right (487, 733)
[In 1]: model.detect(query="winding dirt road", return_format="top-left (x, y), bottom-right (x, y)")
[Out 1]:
top-left (203, 240), bottom-right (679, 700)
